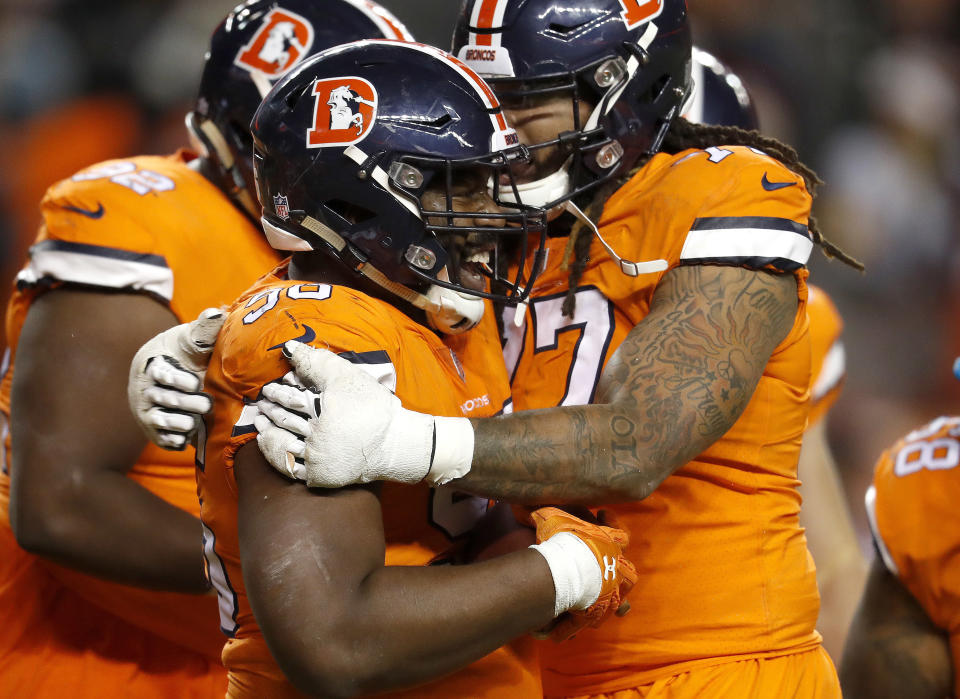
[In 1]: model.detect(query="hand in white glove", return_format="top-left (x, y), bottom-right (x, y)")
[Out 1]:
top-left (127, 308), bottom-right (225, 450)
top-left (254, 341), bottom-right (475, 488)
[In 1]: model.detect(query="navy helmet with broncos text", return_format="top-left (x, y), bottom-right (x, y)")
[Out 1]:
top-left (188, 0), bottom-right (413, 220)
top-left (453, 0), bottom-right (692, 209)
top-left (251, 40), bottom-right (547, 329)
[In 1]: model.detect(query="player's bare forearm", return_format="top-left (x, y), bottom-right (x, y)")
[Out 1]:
top-left (461, 265), bottom-right (799, 504)
top-left (237, 443), bottom-right (555, 698)
top-left (9, 289), bottom-right (210, 593)
top-left (841, 558), bottom-right (953, 698)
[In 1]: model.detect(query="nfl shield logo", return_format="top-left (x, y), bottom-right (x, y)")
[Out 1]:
top-left (273, 194), bottom-right (290, 220)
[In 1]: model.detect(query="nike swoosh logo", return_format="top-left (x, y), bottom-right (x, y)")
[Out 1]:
top-left (268, 324), bottom-right (316, 351)
top-left (61, 203), bottom-right (105, 219)
top-left (761, 173), bottom-right (796, 191)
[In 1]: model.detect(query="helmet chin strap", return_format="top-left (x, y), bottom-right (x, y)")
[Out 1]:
top-left (268, 215), bottom-right (484, 335)
top-left (562, 201), bottom-right (667, 277)
top-left (424, 284), bottom-right (485, 335)
top-left (494, 162), bottom-right (571, 213)
top-left (185, 112), bottom-right (260, 221)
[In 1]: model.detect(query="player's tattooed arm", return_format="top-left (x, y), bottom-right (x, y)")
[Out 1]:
top-left (840, 557), bottom-right (953, 698)
top-left (462, 265), bottom-right (799, 503)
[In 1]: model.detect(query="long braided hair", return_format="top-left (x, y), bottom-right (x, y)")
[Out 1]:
top-left (559, 117), bottom-right (863, 317)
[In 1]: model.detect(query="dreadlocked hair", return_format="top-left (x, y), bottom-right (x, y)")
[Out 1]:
top-left (559, 175), bottom-right (623, 317)
top-left (559, 117), bottom-right (863, 317)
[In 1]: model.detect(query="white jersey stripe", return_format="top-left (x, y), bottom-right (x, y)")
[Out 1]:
top-left (812, 339), bottom-right (846, 402)
top-left (231, 403), bottom-right (261, 436)
top-left (680, 227), bottom-right (813, 266)
top-left (865, 485), bottom-right (900, 577)
top-left (18, 246), bottom-right (174, 300)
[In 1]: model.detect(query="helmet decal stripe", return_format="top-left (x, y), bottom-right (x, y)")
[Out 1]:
top-left (469, 0), bottom-right (509, 47)
top-left (342, 0), bottom-right (415, 40)
top-left (362, 40), bottom-right (510, 132)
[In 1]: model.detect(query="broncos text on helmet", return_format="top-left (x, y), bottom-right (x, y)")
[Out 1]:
top-left (187, 0), bottom-right (413, 221)
top-left (452, 0), bottom-right (692, 210)
top-left (251, 40), bottom-right (548, 334)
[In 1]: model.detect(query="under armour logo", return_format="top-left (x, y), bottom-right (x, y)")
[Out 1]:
top-left (603, 555), bottom-right (617, 581)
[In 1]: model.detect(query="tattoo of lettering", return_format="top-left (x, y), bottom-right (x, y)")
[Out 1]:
top-left (467, 266), bottom-right (798, 504)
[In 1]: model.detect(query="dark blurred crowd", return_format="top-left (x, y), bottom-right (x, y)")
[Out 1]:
top-left (2, 0), bottom-right (959, 551)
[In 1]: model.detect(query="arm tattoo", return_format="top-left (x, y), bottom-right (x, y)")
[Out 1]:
top-left (462, 266), bottom-right (799, 504)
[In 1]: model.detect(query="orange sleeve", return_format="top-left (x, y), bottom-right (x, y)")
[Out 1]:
top-left (675, 147), bottom-right (812, 275)
top-left (20, 158), bottom-right (183, 302)
top-left (599, 147), bottom-right (813, 302)
top-left (806, 285), bottom-right (844, 426)
top-left (867, 417), bottom-right (960, 633)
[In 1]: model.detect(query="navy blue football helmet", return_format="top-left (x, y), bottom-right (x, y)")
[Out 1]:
top-left (682, 47), bottom-right (758, 130)
top-left (252, 40), bottom-right (547, 331)
top-left (452, 0), bottom-right (692, 209)
top-left (187, 0), bottom-right (413, 220)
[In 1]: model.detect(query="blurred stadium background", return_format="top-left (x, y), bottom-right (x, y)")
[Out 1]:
top-left (1, 0), bottom-right (958, 553)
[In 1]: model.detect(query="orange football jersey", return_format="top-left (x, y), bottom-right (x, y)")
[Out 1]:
top-left (867, 416), bottom-right (960, 693)
top-left (0, 152), bottom-right (280, 697)
top-left (806, 285), bottom-right (844, 427)
top-left (200, 263), bottom-right (540, 698)
top-left (503, 147), bottom-right (822, 694)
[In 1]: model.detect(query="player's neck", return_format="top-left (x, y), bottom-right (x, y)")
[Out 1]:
top-left (289, 252), bottom-right (433, 330)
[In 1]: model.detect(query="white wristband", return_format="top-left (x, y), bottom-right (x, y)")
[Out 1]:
top-left (425, 416), bottom-right (474, 486)
top-left (530, 532), bottom-right (602, 616)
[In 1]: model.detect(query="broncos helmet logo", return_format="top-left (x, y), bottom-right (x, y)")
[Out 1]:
top-left (616, 0), bottom-right (664, 30)
top-left (235, 8), bottom-right (316, 78)
top-left (326, 85), bottom-right (377, 135)
top-left (307, 77), bottom-right (378, 148)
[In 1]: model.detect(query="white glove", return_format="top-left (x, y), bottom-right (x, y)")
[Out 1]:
top-left (127, 308), bottom-right (225, 450)
top-left (254, 341), bottom-right (475, 488)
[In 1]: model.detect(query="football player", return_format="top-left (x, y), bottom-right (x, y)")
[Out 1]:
top-left (840, 413), bottom-right (958, 698)
top-left (685, 47), bottom-right (867, 661)
top-left (198, 40), bottom-right (635, 698)
top-left (251, 1), bottom-right (864, 696)
top-left (0, 1), bottom-right (413, 696)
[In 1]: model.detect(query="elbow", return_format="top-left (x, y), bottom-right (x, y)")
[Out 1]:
top-left (277, 636), bottom-right (385, 699)
top-left (12, 505), bottom-right (63, 557)
top-left (263, 604), bottom-right (389, 698)
top-left (9, 478), bottom-right (80, 558)
top-left (603, 452), bottom-right (677, 503)
top-left (607, 471), bottom-right (664, 503)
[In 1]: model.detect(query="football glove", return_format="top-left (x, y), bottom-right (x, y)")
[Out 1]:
top-left (528, 507), bottom-right (637, 641)
top-left (127, 308), bottom-right (224, 450)
top-left (254, 342), bottom-right (474, 487)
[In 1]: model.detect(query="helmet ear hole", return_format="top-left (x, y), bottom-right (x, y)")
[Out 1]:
top-left (324, 199), bottom-right (378, 226)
